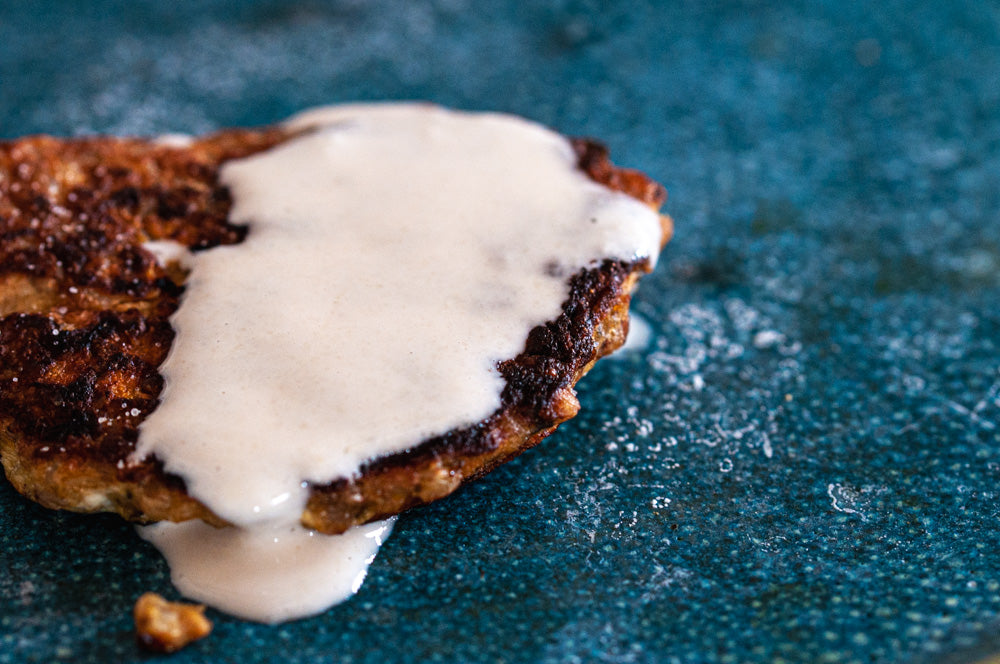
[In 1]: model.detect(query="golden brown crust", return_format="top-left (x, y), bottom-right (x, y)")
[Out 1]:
top-left (0, 125), bottom-right (670, 535)
top-left (134, 592), bottom-right (213, 653)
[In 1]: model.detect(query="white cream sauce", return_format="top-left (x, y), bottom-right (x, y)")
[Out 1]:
top-left (139, 518), bottom-right (394, 623)
top-left (135, 104), bottom-right (662, 622)
top-left (153, 133), bottom-right (195, 149)
top-left (141, 239), bottom-right (192, 269)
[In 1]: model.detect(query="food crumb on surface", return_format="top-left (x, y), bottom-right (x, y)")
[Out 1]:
top-left (134, 592), bottom-right (213, 654)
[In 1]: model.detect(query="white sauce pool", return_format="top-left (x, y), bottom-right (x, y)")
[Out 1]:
top-left (139, 518), bottom-right (394, 623)
top-left (135, 104), bottom-right (662, 622)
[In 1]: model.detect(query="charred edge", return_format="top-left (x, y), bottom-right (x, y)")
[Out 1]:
top-left (571, 138), bottom-right (667, 208)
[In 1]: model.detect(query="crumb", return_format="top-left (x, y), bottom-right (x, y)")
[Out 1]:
top-left (134, 592), bottom-right (212, 653)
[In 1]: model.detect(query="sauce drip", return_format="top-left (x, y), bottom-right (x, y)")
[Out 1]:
top-left (139, 519), bottom-right (394, 623)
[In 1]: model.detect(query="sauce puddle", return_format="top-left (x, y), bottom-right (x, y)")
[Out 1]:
top-left (139, 519), bottom-right (394, 623)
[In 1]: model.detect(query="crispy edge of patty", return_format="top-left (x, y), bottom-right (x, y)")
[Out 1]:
top-left (0, 128), bottom-right (671, 535)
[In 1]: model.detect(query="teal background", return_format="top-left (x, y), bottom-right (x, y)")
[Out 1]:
top-left (2, 1), bottom-right (1000, 662)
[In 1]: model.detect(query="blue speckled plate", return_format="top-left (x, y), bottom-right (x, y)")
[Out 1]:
top-left (2, 2), bottom-right (1000, 663)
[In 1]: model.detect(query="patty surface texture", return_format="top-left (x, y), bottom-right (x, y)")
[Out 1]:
top-left (0, 122), bottom-right (671, 534)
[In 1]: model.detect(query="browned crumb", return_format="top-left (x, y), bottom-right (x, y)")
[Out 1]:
top-left (134, 592), bottom-right (213, 654)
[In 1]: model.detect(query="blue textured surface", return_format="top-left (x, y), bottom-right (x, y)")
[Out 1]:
top-left (2, 1), bottom-right (999, 662)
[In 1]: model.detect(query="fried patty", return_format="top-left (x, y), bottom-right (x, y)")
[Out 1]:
top-left (0, 125), bottom-right (671, 535)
